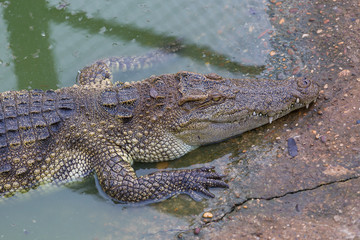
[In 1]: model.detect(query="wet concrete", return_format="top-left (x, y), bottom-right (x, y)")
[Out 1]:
top-left (178, 0), bottom-right (360, 239)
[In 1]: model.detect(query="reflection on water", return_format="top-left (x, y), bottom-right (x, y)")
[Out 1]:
top-left (0, 0), bottom-right (272, 239)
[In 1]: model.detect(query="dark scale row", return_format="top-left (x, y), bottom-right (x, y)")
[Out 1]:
top-left (0, 89), bottom-right (75, 149)
top-left (99, 85), bottom-right (138, 119)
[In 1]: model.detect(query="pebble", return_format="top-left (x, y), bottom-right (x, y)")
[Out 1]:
top-left (338, 69), bottom-right (351, 77)
top-left (193, 228), bottom-right (201, 235)
top-left (287, 48), bottom-right (294, 55)
top-left (320, 135), bottom-right (327, 143)
top-left (289, 8), bottom-right (298, 13)
top-left (356, 120), bottom-right (360, 124)
top-left (333, 215), bottom-right (341, 222)
top-left (202, 212), bottom-right (213, 218)
top-left (287, 138), bottom-right (298, 157)
top-left (292, 66), bottom-right (300, 75)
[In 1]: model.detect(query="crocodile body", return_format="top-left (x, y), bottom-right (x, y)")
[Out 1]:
top-left (0, 55), bottom-right (318, 203)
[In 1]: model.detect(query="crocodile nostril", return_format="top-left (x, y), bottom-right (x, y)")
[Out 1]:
top-left (297, 77), bottom-right (311, 88)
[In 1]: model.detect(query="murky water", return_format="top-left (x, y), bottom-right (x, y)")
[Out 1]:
top-left (0, 0), bottom-right (273, 239)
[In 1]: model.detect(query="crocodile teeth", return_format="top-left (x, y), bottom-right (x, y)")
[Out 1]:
top-left (269, 116), bottom-right (273, 124)
top-left (253, 111), bottom-right (257, 116)
top-left (306, 103), bottom-right (309, 109)
top-left (296, 98), bottom-right (300, 104)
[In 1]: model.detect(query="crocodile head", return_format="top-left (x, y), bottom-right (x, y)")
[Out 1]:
top-left (172, 71), bottom-right (319, 146)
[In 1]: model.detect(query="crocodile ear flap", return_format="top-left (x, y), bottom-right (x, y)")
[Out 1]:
top-left (99, 86), bottom-right (138, 119)
top-left (177, 71), bottom-right (208, 105)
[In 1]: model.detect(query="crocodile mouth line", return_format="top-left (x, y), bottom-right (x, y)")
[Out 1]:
top-left (210, 98), bottom-right (315, 125)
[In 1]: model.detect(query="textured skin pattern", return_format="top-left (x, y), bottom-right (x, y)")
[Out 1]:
top-left (0, 89), bottom-right (76, 194)
top-left (77, 42), bottom-right (182, 88)
top-left (0, 53), bottom-right (318, 202)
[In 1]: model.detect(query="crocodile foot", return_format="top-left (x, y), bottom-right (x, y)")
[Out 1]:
top-left (181, 166), bottom-right (229, 201)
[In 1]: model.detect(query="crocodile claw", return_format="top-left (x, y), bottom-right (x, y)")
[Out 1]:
top-left (183, 167), bottom-right (228, 201)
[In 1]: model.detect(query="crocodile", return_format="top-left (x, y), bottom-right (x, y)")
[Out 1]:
top-left (0, 55), bottom-right (318, 203)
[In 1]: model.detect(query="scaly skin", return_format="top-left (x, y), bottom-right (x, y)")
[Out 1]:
top-left (0, 56), bottom-right (318, 203)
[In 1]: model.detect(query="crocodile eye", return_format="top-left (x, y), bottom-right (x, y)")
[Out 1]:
top-left (297, 77), bottom-right (311, 88)
top-left (213, 96), bottom-right (221, 101)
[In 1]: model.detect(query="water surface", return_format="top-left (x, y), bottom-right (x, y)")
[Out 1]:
top-left (0, 0), bottom-right (272, 239)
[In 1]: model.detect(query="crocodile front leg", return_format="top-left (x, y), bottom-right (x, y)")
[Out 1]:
top-left (95, 156), bottom-right (228, 203)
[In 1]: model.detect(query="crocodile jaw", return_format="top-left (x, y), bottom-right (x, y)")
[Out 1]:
top-left (174, 101), bottom-right (308, 146)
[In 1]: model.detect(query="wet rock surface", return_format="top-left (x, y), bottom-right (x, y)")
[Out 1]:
top-left (178, 0), bottom-right (360, 239)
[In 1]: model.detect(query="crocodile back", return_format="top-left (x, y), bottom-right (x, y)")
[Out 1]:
top-left (0, 89), bottom-right (75, 188)
top-left (0, 90), bottom-right (74, 149)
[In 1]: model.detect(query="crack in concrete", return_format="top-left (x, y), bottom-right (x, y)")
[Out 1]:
top-left (177, 175), bottom-right (360, 238)
top-left (212, 175), bottom-right (360, 224)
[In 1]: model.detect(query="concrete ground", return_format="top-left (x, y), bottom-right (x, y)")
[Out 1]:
top-left (178, 0), bottom-right (360, 239)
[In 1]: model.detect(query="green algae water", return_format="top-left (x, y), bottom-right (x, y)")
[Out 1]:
top-left (0, 0), bottom-right (272, 239)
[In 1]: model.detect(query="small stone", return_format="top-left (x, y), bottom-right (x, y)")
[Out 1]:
top-left (320, 135), bottom-right (327, 143)
top-left (269, 50), bottom-right (276, 56)
top-left (349, 137), bottom-right (356, 143)
top-left (279, 18), bottom-right (285, 24)
top-left (323, 84), bottom-right (328, 89)
top-left (287, 138), bottom-right (298, 157)
top-left (292, 66), bottom-right (300, 75)
top-left (202, 212), bottom-right (213, 218)
top-left (324, 92), bottom-right (331, 100)
top-left (338, 69), bottom-right (351, 77)
top-left (193, 228), bottom-right (201, 235)
top-left (333, 215), bottom-right (341, 222)
top-left (289, 8), bottom-right (298, 13)
top-left (356, 120), bottom-right (360, 124)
